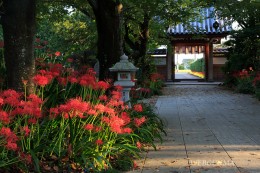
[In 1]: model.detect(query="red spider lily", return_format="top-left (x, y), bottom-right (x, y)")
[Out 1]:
top-left (107, 100), bottom-right (123, 107)
top-left (239, 70), bottom-right (249, 78)
top-left (114, 85), bottom-right (123, 91)
top-left (96, 81), bottom-right (110, 90)
top-left (22, 80), bottom-right (28, 85)
top-left (87, 109), bottom-right (97, 116)
top-left (51, 63), bottom-right (63, 70)
top-left (123, 127), bottom-right (132, 134)
top-left (5, 141), bottom-right (18, 151)
top-left (133, 104), bottom-right (143, 112)
top-left (140, 88), bottom-right (151, 93)
top-left (0, 110), bottom-right (11, 124)
top-left (99, 95), bottom-right (108, 102)
top-left (0, 89), bottom-right (21, 107)
top-left (0, 97), bottom-right (3, 106)
top-left (101, 116), bottom-right (110, 124)
top-left (19, 152), bottom-right (32, 164)
top-left (38, 70), bottom-right (47, 75)
top-left (84, 124), bottom-right (94, 131)
top-left (134, 116), bottom-right (146, 127)
top-left (58, 98), bottom-right (91, 118)
top-left (79, 74), bottom-right (96, 88)
top-left (55, 51), bottom-right (61, 56)
top-left (150, 73), bottom-right (163, 82)
top-left (68, 76), bottom-right (78, 84)
top-left (133, 161), bottom-right (139, 169)
top-left (136, 141), bottom-right (142, 149)
top-left (21, 126), bottom-right (30, 137)
top-left (0, 127), bottom-right (19, 151)
top-left (1, 89), bottom-right (21, 99)
top-left (0, 127), bottom-right (12, 137)
top-left (27, 94), bottom-right (43, 105)
top-left (104, 107), bottom-right (115, 116)
top-left (57, 77), bottom-right (67, 86)
top-left (10, 95), bottom-right (42, 118)
top-left (95, 139), bottom-right (103, 146)
top-left (94, 126), bottom-right (102, 132)
top-left (107, 115), bottom-right (126, 134)
top-left (120, 112), bottom-right (131, 125)
top-left (33, 74), bottom-right (50, 87)
top-left (94, 104), bottom-right (106, 113)
top-left (67, 58), bottom-right (74, 63)
top-left (86, 68), bottom-right (96, 76)
top-left (28, 118), bottom-right (37, 124)
top-left (111, 91), bottom-right (122, 100)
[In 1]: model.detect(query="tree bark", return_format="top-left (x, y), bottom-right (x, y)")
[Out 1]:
top-left (88, 0), bottom-right (123, 80)
top-left (2, 0), bottom-right (36, 93)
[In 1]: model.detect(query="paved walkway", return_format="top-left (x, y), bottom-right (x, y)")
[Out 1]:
top-left (175, 72), bottom-right (201, 80)
top-left (126, 85), bottom-right (260, 173)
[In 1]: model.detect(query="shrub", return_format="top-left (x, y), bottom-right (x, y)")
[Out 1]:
top-left (149, 73), bottom-right (164, 95)
top-left (253, 73), bottom-right (260, 100)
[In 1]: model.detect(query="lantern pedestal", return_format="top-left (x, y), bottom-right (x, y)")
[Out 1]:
top-left (109, 54), bottom-right (139, 105)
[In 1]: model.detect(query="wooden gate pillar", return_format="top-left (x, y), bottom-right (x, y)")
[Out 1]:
top-left (166, 45), bottom-right (174, 81)
top-left (205, 42), bottom-right (214, 82)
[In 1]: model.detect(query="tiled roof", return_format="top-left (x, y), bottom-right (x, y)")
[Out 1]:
top-left (167, 7), bottom-right (232, 35)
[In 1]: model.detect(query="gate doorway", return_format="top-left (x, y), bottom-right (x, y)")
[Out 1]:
top-left (174, 45), bottom-right (205, 81)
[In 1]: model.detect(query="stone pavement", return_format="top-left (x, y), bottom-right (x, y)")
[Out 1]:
top-left (126, 84), bottom-right (260, 173)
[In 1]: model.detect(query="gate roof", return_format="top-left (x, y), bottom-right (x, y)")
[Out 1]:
top-left (167, 7), bottom-right (232, 36)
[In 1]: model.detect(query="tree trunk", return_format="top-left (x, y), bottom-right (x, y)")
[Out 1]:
top-left (2, 0), bottom-right (36, 93)
top-left (88, 0), bottom-right (123, 80)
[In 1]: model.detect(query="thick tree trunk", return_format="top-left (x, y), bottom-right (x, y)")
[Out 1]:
top-left (88, 0), bottom-right (123, 80)
top-left (2, 0), bottom-right (36, 93)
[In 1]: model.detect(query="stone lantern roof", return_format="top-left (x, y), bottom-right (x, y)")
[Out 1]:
top-left (109, 54), bottom-right (139, 72)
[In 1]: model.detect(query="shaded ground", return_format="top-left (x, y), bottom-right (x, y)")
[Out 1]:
top-left (126, 85), bottom-right (260, 173)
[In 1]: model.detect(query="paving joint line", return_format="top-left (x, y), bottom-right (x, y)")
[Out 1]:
top-left (177, 98), bottom-right (191, 173)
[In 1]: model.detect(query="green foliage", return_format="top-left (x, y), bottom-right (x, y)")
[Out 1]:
top-left (212, 0), bottom-right (260, 89)
top-left (179, 64), bottom-right (185, 70)
top-left (36, 3), bottom-right (97, 56)
top-left (253, 74), bottom-right (260, 100)
top-left (190, 58), bottom-right (205, 72)
top-left (135, 55), bottom-right (157, 84)
top-left (236, 76), bottom-right (255, 94)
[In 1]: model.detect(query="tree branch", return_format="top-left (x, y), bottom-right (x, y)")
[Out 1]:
top-left (124, 23), bottom-right (138, 50)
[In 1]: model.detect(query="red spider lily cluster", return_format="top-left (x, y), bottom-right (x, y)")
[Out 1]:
top-left (130, 87), bottom-right (151, 99)
top-left (0, 58), bottom-right (156, 172)
top-left (230, 68), bottom-right (260, 98)
top-left (233, 69), bottom-right (250, 79)
top-left (150, 73), bottom-right (164, 82)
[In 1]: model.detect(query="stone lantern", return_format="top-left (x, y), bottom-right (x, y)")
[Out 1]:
top-left (109, 54), bottom-right (139, 105)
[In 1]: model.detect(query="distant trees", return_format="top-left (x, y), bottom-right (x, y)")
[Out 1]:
top-left (209, 0), bottom-right (260, 72)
